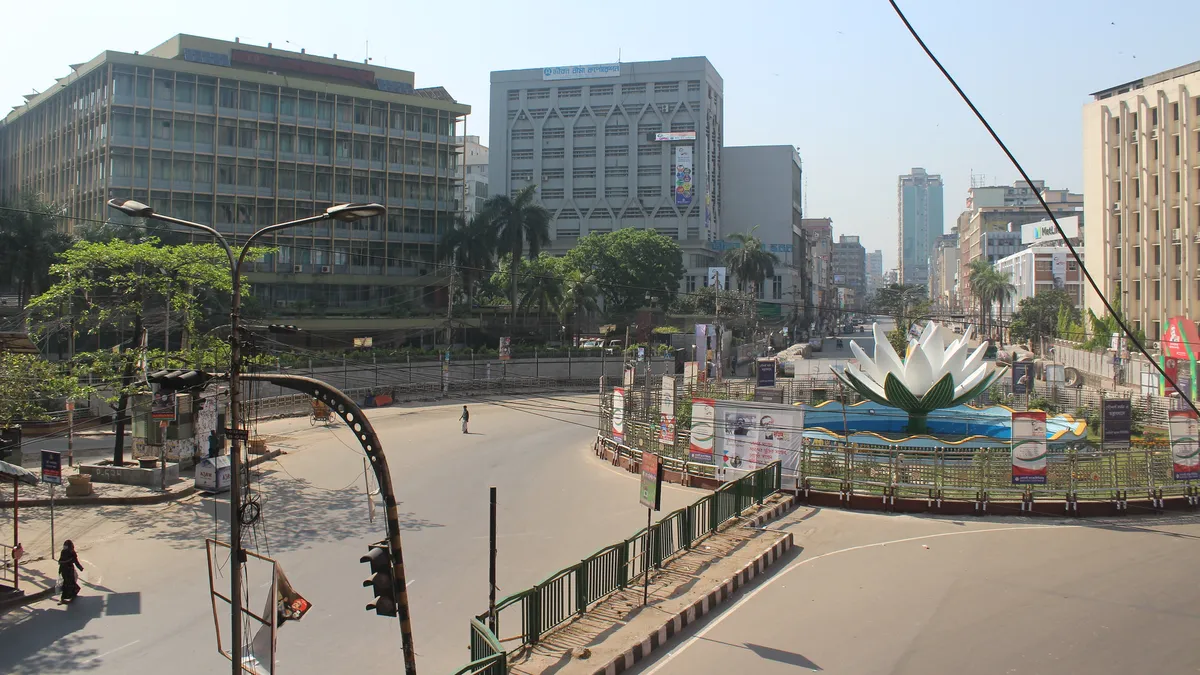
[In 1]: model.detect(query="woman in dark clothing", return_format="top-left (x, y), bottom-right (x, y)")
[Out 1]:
top-left (58, 540), bottom-right (83, 603)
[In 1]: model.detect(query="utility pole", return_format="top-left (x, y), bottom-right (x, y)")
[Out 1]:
top-left (446, 265), bottom-right (455, 347)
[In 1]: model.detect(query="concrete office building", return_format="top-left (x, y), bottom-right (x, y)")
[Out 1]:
top-left (1083, 60), bottom-right (1200, 340)
top-left (800, 218), bottom-right (835, 332)
top-left (897, 168), bottom-right (944, 290)
top-left (929, 233), bottom-right (960, 310)
top-left (832, 234), bottom-right (866, 311)
top-left (866, 249), bottom-right (884, 295)
top-left (0, 34), bottom-right (470, 331)
top-left (489, 57), bottom-right (724, 285)
top-left (458, 135), bottom-right (489, 219)
top-left (719, 145), bottom-right (802, 310)
top-left (995, 246), bottom-right (1084, 310)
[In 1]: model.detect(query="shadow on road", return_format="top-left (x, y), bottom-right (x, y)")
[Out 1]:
top-left (745, 642), bottom-right (822, 670)
top-left (0, 595), bottom-right (106, 672)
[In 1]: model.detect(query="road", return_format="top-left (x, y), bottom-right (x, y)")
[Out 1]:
top-left (631, 508), bottom-right (1200, 675)
top-left (0, 394), bottom-right (699, 674)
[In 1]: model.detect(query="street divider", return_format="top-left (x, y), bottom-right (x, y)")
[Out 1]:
top-left (449, 459), bottom-right (783, 673)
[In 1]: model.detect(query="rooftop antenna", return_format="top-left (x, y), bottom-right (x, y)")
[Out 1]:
top-left (618, 48), bottom-right (622, 63)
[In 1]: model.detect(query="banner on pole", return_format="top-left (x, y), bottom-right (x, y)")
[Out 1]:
top-left (1170, 409), bottom-right (1200, 480)
top-left (1102, 398), bottom-right (1132, 445)
top-left (1012, 362), bottom-right (1033, 395)
top-left (41, 450), bottom-right (62, 485)
top-left (612, 387), bottom-right (626, 443)
top-left (689, 397), bottom-right (716, 463)
top-left (498, 337), bottom-right (511, 361)
top-left (639, 452), bottom-right (662, 510)
top-left (1011, 410), bottom-right (1048, 484)
top-left (658, 376), bottom-right (676, 444)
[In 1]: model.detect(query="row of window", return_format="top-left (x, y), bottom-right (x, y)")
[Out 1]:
top-left (510, 144), bottom-right (667, 160)
top-left (512, 81), bottom-right (703, 101)
top-left (507, 102), bottom-right (703, 121)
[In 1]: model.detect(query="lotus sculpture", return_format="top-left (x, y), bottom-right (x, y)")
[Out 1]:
top-left (834, 322), bottom-right (1007, 434)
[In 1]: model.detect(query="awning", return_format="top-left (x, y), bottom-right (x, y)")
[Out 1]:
top-left (0, 460), bottom-right (37, 486)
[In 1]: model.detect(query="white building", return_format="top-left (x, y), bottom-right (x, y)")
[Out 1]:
top-left (994, 246), bottom-right (1085, 309)
top-left (458, 135), bottom-right (489, 220)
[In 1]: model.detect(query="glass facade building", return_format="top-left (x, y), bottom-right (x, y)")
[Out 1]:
top-left (0, 35), bottom-right (470, 317)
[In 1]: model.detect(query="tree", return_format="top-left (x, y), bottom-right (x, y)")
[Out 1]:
top-left (966, 260), bottom-right (1016, 341)
top-left (440, 213), bottom-right (497, 307)
top-left (0, 354), bottom-right (89, 429)
top-left (871, 283), bottom-right (929, 334)
top-left (1080, 296), bottom-right (1146, 353)
top-left (557, 268), bottom-right (601, 343)
top-left (563, 229), bottom-right (685, 317)
top-left (27, 239), bottom-right (234, 466)
top-left (0, 196), bottom-right (74, 307)
top-left (518, 253), bottom-right (565, 322)
top-left (723, 228), bottom-right (779, 296)
top-left (1008, 289), bottom-right (1080, 351)
top-left (479, 184), bottom-right (551, 322)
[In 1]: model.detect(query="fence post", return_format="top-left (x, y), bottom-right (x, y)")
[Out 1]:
top-left (681, 505), bottom-right (692, 550)
top-left (575, 561), bottom-right (587, 616)
top-left (617, 541), bottom-right (628, 589)
top-left (528, 587), bottom-right (542, 646)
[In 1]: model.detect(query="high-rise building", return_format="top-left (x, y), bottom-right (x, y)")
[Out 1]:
top-left (0, 35), bottom-right (470, 334)
top-left (458, 135), bottom-right (489, 220)
top-left (929, 233), bottom-right (960, 311)
top-left (489, 58), bottom-right (724, 284)
top-left (720, 145), bottom-right (802, 309)
top-left (866, 249), bottom-right (884, 295)
top-left (1083, 60), bottom-right (1200, 340)
top-left (897, 168), bottom-right (944, 291)
top-left (800, 218), bottom-right (835, 332)
top-left (832, 235), bottom-right (866, 311)
top-left (956, 179), bottom-right (1081, 312)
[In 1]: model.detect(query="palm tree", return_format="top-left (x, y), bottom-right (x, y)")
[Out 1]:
top-left (479, 184), bottom-right (551, 322)
top-left (967, 260), bottom-right (1015, 341)
top-left (519, 260), bottom-right (563, 323)
top-left (0, 196), bottom-right (73, 307)
top-left (557, 268), bottom-right (600, 343)
top-left (439, 214), bottom-right (497, 307)
top-left (723, 228), bottom-right (779, 298)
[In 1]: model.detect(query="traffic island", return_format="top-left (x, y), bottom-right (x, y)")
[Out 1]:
top-left (79, 459), bottom-right (180, 487)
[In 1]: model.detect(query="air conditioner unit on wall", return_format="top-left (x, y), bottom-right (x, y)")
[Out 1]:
top-left (321, 265), bottom-right (332, 273)
top-left (293, 265), bottom-right (303, 273)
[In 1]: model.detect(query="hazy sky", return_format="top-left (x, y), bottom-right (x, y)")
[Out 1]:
top-left (4, 0), bottom-right (1199, 269)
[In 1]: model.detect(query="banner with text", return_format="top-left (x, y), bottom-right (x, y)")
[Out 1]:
top-left (1011, 410), bottom-right (1048, 484)
top-left (1170, 409), bottom-right (1200, 480)
top-left (612, 387), bottom-right (626, 443)
top-left (689, 397), bottom-right (716, 463)
top-left (658, 375), bottom-right (676, 444)
top-left (674, 146), bottom-right (694, 206)
top-left (714, 400), bottom-right (803, 481)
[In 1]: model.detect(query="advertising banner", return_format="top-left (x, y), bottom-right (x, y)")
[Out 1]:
top-left (695, 324), bottom-right (711, 382)
top-left (707, 267), bottom-right (726, 291)
top-left (612, 387), bottom-right (626, 443)
top-left (623, 365), bottom-right (635, 389)
top-left (499, 336), bottom-right (511, 361)
top-left (1010, 410), bottom-right (1048, 484)
top-left (1170, 410), bottom-right (1200, 480)
top-left (41, 450), bottom-right (62, 485)
top-left (639, 452), bottom-right (662, 510)
top-left (151, 389), bottom-right (178, 421)
top-left (655, 131), bottom-right (696, 142)
top-left (674, 146), bottom-right (694, 206)
top-left (714, 401), bottom-right (803, 480)
top-left (1101, 398), bottom-right (1132, 445)
top-left (1012, 361), bottom-right (1033, 396)
top-left (756, 359), bottom-right (776, 388)
top-left (659, 376), bottom-right (676, 444)
top-left (689, 398), bottom-right (716, 463)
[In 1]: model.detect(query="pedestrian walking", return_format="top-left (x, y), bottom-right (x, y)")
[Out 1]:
top-left (58, 540), bottom-right (83, 604)
top-left (460, 405), bottom-right (470, 434)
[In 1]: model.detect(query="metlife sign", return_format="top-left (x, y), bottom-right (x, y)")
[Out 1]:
top-left (1021, 215), bottom-right (1079, 245)
top-left (542, 63), bottom-right (622, 81)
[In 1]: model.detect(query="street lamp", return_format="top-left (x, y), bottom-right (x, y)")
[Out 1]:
top-left (107, 198), bottom-right (385, 674)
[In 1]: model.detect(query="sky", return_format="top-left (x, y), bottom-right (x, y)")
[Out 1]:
top-left (3, 0), bottom-right (1199, 270)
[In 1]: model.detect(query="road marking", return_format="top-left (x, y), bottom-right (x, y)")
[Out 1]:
top-left (79, 558), bottom-right (101, 586)
top-left (406, 579), bottom-right (415, 587)
top-left (80, 640), bottom-right (140, 664)
top-left (641, 523), bottom-right (1079, 674)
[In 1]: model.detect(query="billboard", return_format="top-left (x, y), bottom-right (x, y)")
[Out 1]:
top-left (707, 267), bottom-right (727, 291)
top-left (689, 398), bottom-right (716, 463)
top-left (1102, 398), bottom-right (1132, 445)
top-left (542, 63), bottom-right (621, 80)
top-left (655, 131), bottom-right (696, 142)
top-left (715, 401), bottom-right (803, 480)
top-left (639, 452), bottom-right (662, 510)
top-left (1012, 361), bottom-right (1033, 395)
top-left (499, 336), bottom-right (511, 361)
top-left (612, 387), bottom-right (626, 443)
top-left (151, 389), bottom-right (178, 421)
top-left (756, 359), bottom-right (776, 388)
top-left (1010, 411), bottom-right (1048, 484)
top-left (674, 146), bottom-right (694, 206)
top-left (658, 376), bottom-right (676, 444)
top-left (1020, 215), bottom-right (1079, 245)
top-left (1170, 410), bottom-right (1200, 480)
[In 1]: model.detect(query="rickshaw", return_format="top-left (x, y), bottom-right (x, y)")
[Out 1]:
top-left (310, 399), bottom-right (332, 426)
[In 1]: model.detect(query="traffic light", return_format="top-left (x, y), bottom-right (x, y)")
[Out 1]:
top-left (147, 369), bottom-right (214, 391)
top-left (361, 541), bottom-right (397, 616)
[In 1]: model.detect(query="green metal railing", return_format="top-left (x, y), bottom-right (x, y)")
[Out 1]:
top-left (448, 461), bottom-right (783, 672)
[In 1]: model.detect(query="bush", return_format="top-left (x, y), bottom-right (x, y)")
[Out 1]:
top-left (1027, 396), bottom-right (1058, 414)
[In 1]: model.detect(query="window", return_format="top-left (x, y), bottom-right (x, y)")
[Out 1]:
top-left (575, 187), bottom-right (596, 199)
top-left (154, 119), bottom-right (172, 140)
top-left (511, 169), bottom-right (533, 181)
top-left (1115, 249), bottom-right (1122, 268)
top-left (637, 145), bottom-right (661, 156)
top-left (527, 88), bottom-right (550, 99)
top-left (573, 146), bottom-right (596, 158)
top-left (1176, 279), bottom-right (1183, 301)
top-left (558, 86), bottom-right (582, 98)
top-left (605, 186), bottom-right (629, 198)
top-left (543, 148), bottom-right (564, 159)
top-left (512, 149), bottom-right (534, 160)
top-left (637, 186), bottom-right (661, 198)
top-left (687, 81), bottom-right (701, 92)
top-left (154, 78), bottom-right (173, 102)
top-left (1134, 280), bottom-right (1140, 299)
top-left (605, 125), bottom-right (629, 137)
top-left (573, 167), bottom-right (596, 179)
top-left (511, 128), bottom-right (534, 140)
top-left (239, 89), bottom-right (258, 112)
top-left (606, 166), bottom-right (629, 178)
top-left (541, 188), bottom-right (564, 199)
top-left (173, 158), bottom-right (192, 182)
top-left (637, 165), bottom-right (660, 177)
top-left (543, 168), bottom-right (564, 179)
top-left (638, 124), bottom-right (662, 135)
top-left (543, 128), bottom-right (565, 139)
top-left (605, 146), bottom-right (628, 157)
top-left (1154, 245), bottom-right (1161, 265)
top-left (620, 84), bottom-right (645, 95)
top-left (173, 120), bottom-right (193, 143)
top-left (1175, 244), bottom-right (1183, 265)
top-left (654, 82), bottom-right (679, 94)
top-left (1155, 280), bottom-right (1161, 301)
top-left (670, 121), bottom-right (695, 132)
top-left (507, 89), bottom-right (519, 101)
top-left (590, 85), bottom-right (613, 96)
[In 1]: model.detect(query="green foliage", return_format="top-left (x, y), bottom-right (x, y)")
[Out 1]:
top-left (563, 229), bottom-right (684, 317)
top-left (0, 354), bottom-right (89, 427)
top-left (1026, 395), bottom-right (1058, 414)
top-left (1080, 296), bottom-right (1146, 352)
top-left (872, 284), bottom-right (929, 335)
top-left (722, 227), bottom-right (779, 294)
top-left (0, 195), bottom-right (74, 305)
top-left (886, 327), bottom-right (910, 356)
top-left (1009, 289), bottom-right (1079, 348)
top-left (967, 259), bottom-right (1016, 340)
top-left (479, 184), bottom-right (552, 320)
top-left (440, 214), bottom-right (497, 306)
top-left (671, 284), bottom-right (755, 320)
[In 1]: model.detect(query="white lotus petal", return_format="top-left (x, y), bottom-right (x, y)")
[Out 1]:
top-left (962, 341), bottom-right (989, 375)
top-left (941, 337), bottom-right (972, 383)
top-left (925, 326), bottom-right (946, 371)
top-left (903, 340), bottom-right (935, 397)
top-left (844, 364), bottom-right (888, 401)
top-left (872, 323), bottom-right (906, 382)
top-left (850, 341), bottom-right (883, 384)
top-left (960, 324), bottom-right (974, 345)
top-left (918, 322), bottom-right (937, 351)
top-left (953, 363), bottom-right (990, 399)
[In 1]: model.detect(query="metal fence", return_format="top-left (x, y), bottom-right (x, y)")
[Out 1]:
top-left (449, 460), bottom-right (782, 671)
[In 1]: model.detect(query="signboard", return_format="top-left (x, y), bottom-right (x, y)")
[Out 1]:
top-left (41, 450), bottom-right (62, 485)
top-left (1010, 411), bottom-right (1048, 485)
top-left (639, 452), bottom-right (663, 510)
top-left (689, 398), bottom-right (716, 463)
top-left (1020, 215), bottom-right (1079, 245)
top-left (1012, 361), bottom-right (1033, 395)
top-left (612, 387), bottom-right (626, 443)
top-left (683, 361), bottom-right (699, 385)
top-left (542, 63), bottom-right (622, 80)
top-left (151, 390), bottom-right (178, 421)
top-left (1044, 364), bottom-right (1065, 385)
top-left (1169, 410), bottom-right (1200, 480)
top-left (637, 346), bottom-right (646, 362)
top-left (623, 366), bottom-right (635, 389)
top-left (196, 455), bottom-right (232, 493)
top-left (674, 146), bottom-right (694, 206)
top-left (655, 131), bottom-right (696, 142)
top-left (1102, 398), bottom-right (1132, 445)
top-left (499, 337), bottom-right (511, 361)
top-left (706, 267), bottom-right (726, 291)
top-left (756, 359), bottom-right (776, 388)
top-left (833, 274), bottom-right (846, 285)
top-left (232, 49), bottom-right (375, 85)
top-left (353, 337), bottom-right (374, 349)
top-left (658, 376), bottom-right (676, 444)
top-left (714, 401), bottom-right (803, 478)
top-left (754, 387), bottom-right (784, 404)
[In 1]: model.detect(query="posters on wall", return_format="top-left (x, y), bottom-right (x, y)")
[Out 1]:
top-left (1170, 409), bottom-right (1200, 480)
top-left (714, 401), bottom-right (803, 481)
top-left (1101, 398), bottom-right (1132, 445)
top-left (689, 398), bottom-right (716, 463)
top-left (1010, 410), bottom-right (1048, 485)
top-left (674, 146), bottom-right (694, 206)
top-left (659, 376), bottom-right (676, 444)
top-left (612, 387), bottom-right (626, 443)
top-left (151, 389), bottom-right (178, 421)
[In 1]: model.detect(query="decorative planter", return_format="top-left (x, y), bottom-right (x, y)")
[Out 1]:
top-left (66, 473), bottom-right (93, 497)
top-left (248, 438), bottom-right (268, 455)
top-left (137, 457), bottom-right (159, 469)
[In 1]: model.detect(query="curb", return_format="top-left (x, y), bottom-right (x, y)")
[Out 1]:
top-left (591, 532), bottom-right (795, 675)
top-left (743, 494), bottom-right (799, 529)
top-left (0, 586), bottom-right (57, 616)
top-left (0, 449), bottom-right (283, 508)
